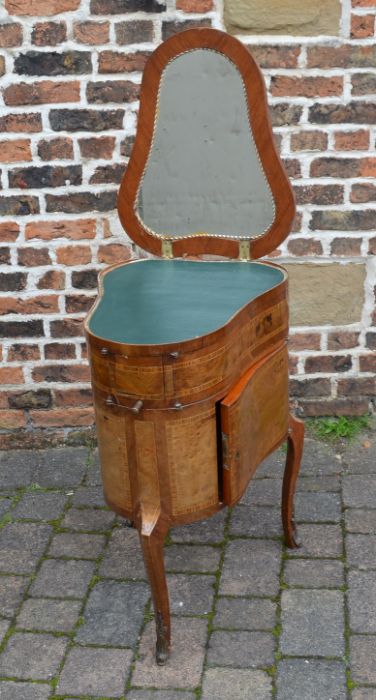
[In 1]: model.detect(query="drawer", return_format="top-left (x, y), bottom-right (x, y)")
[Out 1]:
top-left (220, 343), bottom-right (289, 506)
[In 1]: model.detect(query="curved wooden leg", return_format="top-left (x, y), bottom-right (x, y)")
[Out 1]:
top-left (282, 413), bottom-right (304, 549)
top-left (139, 516), bottom-right (171, 665)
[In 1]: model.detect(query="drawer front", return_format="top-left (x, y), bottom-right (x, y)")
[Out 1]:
top-left (221, 344), bottom-right (289, 506)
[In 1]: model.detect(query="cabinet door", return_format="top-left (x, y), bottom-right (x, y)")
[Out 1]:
top-left (220, 344), bottom-right (289, 506)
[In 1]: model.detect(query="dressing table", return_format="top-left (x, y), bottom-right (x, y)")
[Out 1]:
top-left (84, 27), bottom-right (304, 665)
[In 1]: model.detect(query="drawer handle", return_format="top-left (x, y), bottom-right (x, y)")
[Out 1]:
top-left (130, 400), bottom-right (143, 414)
top-left (169, 351), bottom-right (179, 359)
top-left (105, 395), bottom-right (115, 406)
top-left (101, 347), bottom-right (109, 356)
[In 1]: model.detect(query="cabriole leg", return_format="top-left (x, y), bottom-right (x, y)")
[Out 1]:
top-left (282, 413), bottom-right (304, 548)
top-left (139, 517), bottom-right (171, 665)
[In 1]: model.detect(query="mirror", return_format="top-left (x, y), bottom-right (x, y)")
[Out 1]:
top-left (136, 49), bottom-right (275, 240)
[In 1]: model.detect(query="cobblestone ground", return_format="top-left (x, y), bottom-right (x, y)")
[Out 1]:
top-left (0, 425), bottom-right (375, 699)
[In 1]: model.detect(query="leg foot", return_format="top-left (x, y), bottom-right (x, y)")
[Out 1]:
top-left (282, 413), bottom-right (304, 549)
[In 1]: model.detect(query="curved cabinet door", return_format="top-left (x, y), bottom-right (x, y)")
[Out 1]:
top-left (220, 344), bottom-right (289, 506)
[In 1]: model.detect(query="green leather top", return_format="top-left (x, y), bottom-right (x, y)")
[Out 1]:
top-left (88, 259), bottom-right (284, 345)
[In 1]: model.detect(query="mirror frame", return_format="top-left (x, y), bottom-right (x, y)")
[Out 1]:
top-left (118, 28), bottom-right (295, 260)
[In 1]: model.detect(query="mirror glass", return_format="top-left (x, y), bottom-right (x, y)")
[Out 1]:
top-left (136, 49), bottom-right (275, 240)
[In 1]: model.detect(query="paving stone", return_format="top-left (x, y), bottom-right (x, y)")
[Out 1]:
top-left (343, 475), bottom-right (376, 508)
top-left (288, 523), bottom-right (343, 558)
top-left (17, 598), bottom-right (81, 632)
top-left (352, 690), bottom-right (376, 700)
top-left (168, 574), bottom-right (215, 615)
top-left (351, 635), bottom-right (376, 684)
top-left (48, 532), bottom-right (106, 559)
top-left (0, 575), bottom-right (29, 617)
top-left (299, 439), bottom-right (341, 476)
top-left (11, 491), bottom-right (67, 521)
top-left (230, 505), bottom-right (282, 538)
top-left (214, 596), bottom-right (276, 630)
top-left (295, 492), bottom-right (342, 522)
top-left (280, 589), bottom-right (345, 657)
top-left (34, 447), bottom-right (88, 487)
top-left (0, 682), bottom-right (50, 699)
top-left (57, 646), bottom-right (132, 696)
top-left (220, 539), bottom-right (281, 596)
top-left (164, 545), bottom-right (221, 573)
top-left (345, 508), bottom-right (376, 534)
top-left (0, 632), bottom-right (67, 680)
top-left (99, 528), bottom-right (146, 580)
top-left (0, 620), bottom-right (9, 643)
top-left (72, 485), bottom-right (106, 507)
top-left (284, 559), bottom-right (345, 588)
top-left (0, 498), bottom-right (11, 518)
top-left (253, 450), bottom-right (285, 478)
top-left (348, 570), bottom-right (376, 633)
top-left (201, 667), bottom-right (272, 700)
top-left (61, 506), bottom-right (115, 531)
top-left (86, 449), bottom-right (102, 485)
top-left (347, 534), bottom-right (376, 569)
top-left (0, 451), bottom-right (39, 489)
top-left (76, 580), bottom-right (149, 646)
top-left (128, 692), bottom-right (195, 700)
top-left (277, 659), bottom-right (347, 700)
top-left (297, 475), bottom-right (341, 492)
top-left (0, 523), bottom-right (52, 574)
top-left (207, 630), bottom-right (274, 668)
top-left (29, 558), bottom-right (95, 598)
top-left (342, 439), bottom-right (376, 473)
top-left (241, 478), bottom-right (282, 506)
top-left (133, 618), bottom-right (207, 688)
top-left (171, 509), bottom-right (227, 543)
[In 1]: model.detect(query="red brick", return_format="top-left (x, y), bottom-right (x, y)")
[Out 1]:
top-left (248, 45), bottom-right (300, 69)
top-left (37, 270), bottom-right (65, 290)
top-left (351, 14), bottom-right (375, 38)
top-left (79, 136), bottom-right (115, 159)
top-left (289, 333), bottom-right (321, 351)
top-left (74, 21), bottom-right (110, 44)
top-left (289, 355), bottom-right (298, 375)
top-left (0, 113), bottom-right (42, 133)
top-left (282, 159), bottom-right (301, 179)
top-left (4, 81), bottom-right (80, 106)
top-left (32, 21), bottom-right (67, 46)
top-left (0, 295), bottom-right (58, 316)
top-left (115, 20), bottom-right (154, 44)
top-left (30, 407), bottom-right (94, 427)
top-left (45, 343), bottom-right (76, 360)
top-left (351, 183), bottom-right (376, 202)
top-left (290, 131), bottom-right (328, 152)
top-left (26, 219), bottom-right (96, 241)
top-left (307, 44), bottom-right (376, 68)
top-left (0, 410), bottom-right (25, 430)
top-left (38, 138), bottom-right (74, 161)
top-left (353, 0), bottom-right (376, 5)
top-left (56, 245), bottom-right (92, 265)
top-left (327, 332), bottom-right (358, 352)
top-left (8, 344), bottom-right (40, 361)
top-left (0, 57), bottom-right (4, 77)
top-left (338, 377), bottom-right (375, 396)
top-left (310, 157), bottom-right (376, 178)
top-left (5, 0), bottom-right (81, 14)
top-left (359, 354), bottom-right (376, 371)
top-left (65, 295), bottom-right (94, 313)
top-left (287, 239), bottom-right (323, 256)
top-left (271, 75), bottom-right (343, 98)
top-left (0, 139), bottom-right (31, 163)
top-left (0, 367), bottom-right (24, 384)
top-left (331, 238), bottom-right (362, 256)
top-left (0, 222), bottom-right (19, 242)
top-left (305, 355), bottom-right (352, 373)
top-left (176, 0), bottom-right (213, 9)
top-left (0, 23), bottom-right (23, 47)
top-left (162, 18), bottom-right (211, 39)
top-left (18, 248), bottom-right (51, 266)
top-left (334, 129), bottom-right (370, 150)
top-left (298, 398), bottom-right (370, 416)
top-left (98, 243), bottom-right (132, 264)
top-left (369, 238), bottom-right (376, 255)
top-left (290, 378), bottom-right (331, 397)
top-left (366, 331), bottom-right (376, 349)
top-left (50, 319), bottom-right (84, 338)
top-left (351, 73), bottom-right (376, 95)
top-left (32, 364), bottom-right (90, 383)
top-left (294, 185), bottom-right (344, 206)
top-left (54, 388), bottom-right (93, 407)
top-left (98, 50), bottom-right (150, 73)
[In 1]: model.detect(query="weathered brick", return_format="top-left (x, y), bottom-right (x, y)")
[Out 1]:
top-left (247, 44), bottom-right (300, 69)
top-left (0, 222), bottom-right (19, 242)
top-left (334, 129), bottom-right (370, 150)
top-left (282, 158), bottom-right (301, 178)
top-left (54, 388), bottom-right (92, 407)
top-left (120, 135), bottom-right (135, 158)
top-left (89, 164), bottom-right (125, 184)
top-left (353, 0), bottom-right (376, 5)
top-left (351, 183), bottom-right (376, 202)
top-left (15, 51), bottom-right (92, 76)
top-left (0, 57), bottom-right (4, 77)
top-left (311, 157), bottom-right (376, 178)
top-left (290, 378), bottom-right (331, 397)
top-left (0, 410), bottom-right (25, 429)
top-left (162, 18), bottom-right (212, 39)
top-left (359, 354), bottom-right (376, 372)
top-left (309, 102), bottom-right (376, 125)
top-left (0, 248), bottom-right (10, 265)
top-left (91, 0), bottom-right (166, 12)
top-left (50, 108), bottom-right (124, 132)
top-left (32, 365), bottom-right (90, 383)
top-left (0, 367), bottom-right (24, 384)
top-left (271, 75), bottom-right (343, 98)
top-left (79, 136), bottom-right (115, 159)
top-left (98, 243), bottom-right (132, 264)
top-left (37, 137), bottom-right (73, 161)
top-left (351, 13), bottom-right (375, 38)
top-left (271, 104), bottom-right (302, 127)
top-left (289, 332), bottom-right (321, 351)
top-left (46, 191), bottom-right (117, 213)
top-left (0, 113), bottom-right (42, 132)
top-left (0, 139), bottom-right (31, 163)
top-left (26, 219), bottom-right (96, 240)
top-left (18, 248), bottom-right (51, 266)
top-left (0, 23), bottom-right (23, 47)
top-left (4, 80), bottom-right (80, 106)
top-left (45, 342), bottom-right (75, 360)
top-left (366, 331), bottom-right (376, 350)
top-left (0, 295), bottom-right (58, 316)
top-left (5, 0), bottom-right (81, 14)
top-left (352, 74), bottom-right (376, 97)
top-left (31, 21), bottom-right (67, 46)
top-left (7, 345), bottom-right (40, 362)
top-left (0, 272), bottom-right (27, 292)
top-left (310, 209), bottom-right (376, 230)
top-left (115, 20), bottom-right (154, 44)
top-left (328, 331), bottom-right (360, 351)
top-left (74, 21), bottom-right (110, 44)
top-left (338, 377), bottom-right (375, 396)
top-left (177, 0), bottom-right (213, 9)
top-left (98, 50), bottom-right (151, 73)
top-left (290, 130), bottom-right (328, 151)
top-left (305, 354), bottom-right (352, 373)
top-left (0, 195), bottom-right (39, 216)
top-left (294, 184), bottom-right (343, 206)
top-left (37, 270), bottom-right (65, 289)
top-left (56, 245), bottom-right (92, 265)
top-left (87, 80), bottom-right (139, 103)
top-left (308, 44), bottom-right (376, 68)
top-left (9, 165), bottom-right (82, 189)
top-left (72, 269), bottom-right (98, 289)
top-left (331, 238), bottom-right (362, 256)
top-left (66, 295), bottom-right (94, 313)
top-left (50, 319), bottom-right (84, 338)
top-left (30, 407), bottom-right (94, 427)
top-left (8, 389), bottom-right (51, 409)
top-left (287, 238), bottom-right (323, 256)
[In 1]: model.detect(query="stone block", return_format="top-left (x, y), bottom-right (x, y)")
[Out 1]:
top-left (0, 682), bottom-right (50, 699)
top-left (0, 576), bottom-right (28, 618)
top-left (168, 574), bottom-right (215, 615)
top-left (17, 598), bottom-right (81, 632)
top-left (164, 545), bottom-right (221, 573)
top-left (207, 630), bottom-right (275, 668)
top-left (29, 559), bottom-right (95, 598)
top-left (277, 659), bottom-right (346, 700)
top-left (348, 570), bottom-right (376, 633)
top-left (214, 596), bottom-right (276, 630)
top-left (0, 523), bottom-right (51, 574)
top-left (220, 540), bottom-right (281, 596)
top-left (284, 559), bottom-right (344, 588)
top-left (224, 0), bottom-right (341, 36)
top-left (57, 646), bottom-right (132, 696)
top-left (280, 589), bottom-right (345, 656)
top-left (230, 505), bottom-right (282, 538)
top-left (202, 667), bottom-right (272, 700)
top-left (351, 635), bottom-right (376, 684)
top-left (288, 524), bottom-right (343, 558)
top-left (0, 632), bottom-right (67, 680)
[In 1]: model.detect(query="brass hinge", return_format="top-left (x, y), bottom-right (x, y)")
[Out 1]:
top-left (162, 240), bottom-right (173, 259)
top-left (239, 240), bottom-right (251, 261)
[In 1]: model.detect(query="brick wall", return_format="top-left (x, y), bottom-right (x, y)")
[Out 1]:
top-left (0, 0), bottom-right (375, 447)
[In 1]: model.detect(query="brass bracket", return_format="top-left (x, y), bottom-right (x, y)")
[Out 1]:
top-left (162, 240), bottom-right (173, 258)
top-left (239, 240), bottom-right (251, 261)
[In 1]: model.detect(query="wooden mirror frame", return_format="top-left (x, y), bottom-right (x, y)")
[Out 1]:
top-left (118, 27), bottom-right (295, 260)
